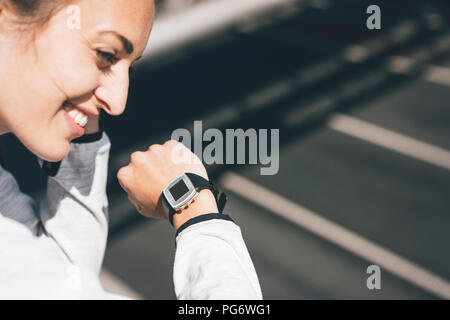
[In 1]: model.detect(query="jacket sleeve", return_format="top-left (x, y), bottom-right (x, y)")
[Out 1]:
top-left (173, 214), bottom-right (263, 300)
top-left (38, 131), bottom-right (111, 275)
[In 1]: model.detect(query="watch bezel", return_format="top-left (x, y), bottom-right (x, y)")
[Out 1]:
top-left (163, 173), bottom-right (198, 212)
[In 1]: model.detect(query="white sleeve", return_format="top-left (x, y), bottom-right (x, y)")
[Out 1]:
top-left (173, 214), bottom-right (263, 300)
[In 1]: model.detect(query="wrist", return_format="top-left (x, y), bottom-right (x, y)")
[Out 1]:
top-left (172, 189), bottom-right (219, 231)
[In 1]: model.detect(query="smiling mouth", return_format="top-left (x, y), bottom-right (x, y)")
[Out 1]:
top-left (63, 103), bottom-right (89, 128)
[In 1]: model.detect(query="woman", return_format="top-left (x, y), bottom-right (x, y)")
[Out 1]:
top-left (0, 0), bottom-right (262, 299)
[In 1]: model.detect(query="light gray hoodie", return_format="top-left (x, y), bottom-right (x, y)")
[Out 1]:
top-left (0, 132), bottom-right (262, 299)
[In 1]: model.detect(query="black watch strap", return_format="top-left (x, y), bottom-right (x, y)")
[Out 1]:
top-left (185, 173), bottom-right (227, 216)
top-left (185, 173), bottom-right (211, 193)
top-left (163, 173), bottom-right (227, 226)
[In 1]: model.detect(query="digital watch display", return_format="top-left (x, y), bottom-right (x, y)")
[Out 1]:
top-left (161, 172), bottom-right (227, 225)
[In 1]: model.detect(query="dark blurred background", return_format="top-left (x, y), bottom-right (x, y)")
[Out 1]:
top-left (1, 0), bottom-right (450, 299)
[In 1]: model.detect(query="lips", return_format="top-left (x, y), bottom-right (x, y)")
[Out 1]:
top-left (64, 104), bottom-right (88, 127)
top-left (62, 100), bottom-right (100, 138)
top-left (62, 102), bottom-right (88, 138)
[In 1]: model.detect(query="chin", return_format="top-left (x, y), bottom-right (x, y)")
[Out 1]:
top-left (29, 139), bottom-right (71, 162)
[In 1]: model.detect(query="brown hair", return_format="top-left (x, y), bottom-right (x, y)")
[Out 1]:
top-left (8, 0), bottom-right (69, 23)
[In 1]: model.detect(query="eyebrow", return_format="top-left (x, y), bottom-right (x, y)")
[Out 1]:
top-left (99, 30), bottom-right (134, 55)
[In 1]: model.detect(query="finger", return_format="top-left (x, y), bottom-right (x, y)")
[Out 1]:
top-left (117, 166), bottom-right (132, 192)
top-left (130, 151), bottom-right (148, 165)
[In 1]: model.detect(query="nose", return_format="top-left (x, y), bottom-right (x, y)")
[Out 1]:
top-left (94, 65), bottom-right (130, 116)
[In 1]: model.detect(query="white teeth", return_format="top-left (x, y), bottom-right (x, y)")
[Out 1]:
top-left (64, 105), bottom-right (88, 128)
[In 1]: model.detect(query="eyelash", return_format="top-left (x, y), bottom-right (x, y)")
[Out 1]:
top-left (97, 50), bottom-right (119, 65)
top-left (96, 50), bottom-right (136, 77)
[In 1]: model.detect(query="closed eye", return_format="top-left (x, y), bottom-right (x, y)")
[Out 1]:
top-left (97, 50), bottom-right (119, 65)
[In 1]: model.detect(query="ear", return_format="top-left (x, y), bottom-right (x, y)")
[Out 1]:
top-left (0, 1), bottom-right (16, 32)
top-left (0, 0), bottom-right (11, 38)
top-left (0, 0), bottom-right (15, 21)
top-left (0, 1), bottom-right (3, 31)
top-left (0, 0), bottom-right (6, 25)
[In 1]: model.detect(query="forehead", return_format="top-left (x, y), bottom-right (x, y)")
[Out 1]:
top-left (76, 0), bottom-right (154, 54)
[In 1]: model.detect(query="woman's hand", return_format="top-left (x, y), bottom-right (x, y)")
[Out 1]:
top-left (117, 140), bottom-right (219, 228)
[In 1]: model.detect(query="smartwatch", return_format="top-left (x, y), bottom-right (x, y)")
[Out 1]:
top-left (162, 173), bottom-right (227, 226)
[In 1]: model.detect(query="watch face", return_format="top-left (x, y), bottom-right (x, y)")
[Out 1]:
top-left (169, 179), bottom-right (189, 201)
top-left (163, 173), bottom-right (198, 211)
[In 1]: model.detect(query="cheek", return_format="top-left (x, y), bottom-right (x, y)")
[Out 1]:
top-left (51, 55), bottom-right (101, 100)
top-left (27, 134), bottom-right (71, 162)
top-left (38, 36), bottom-right (100, 101)
top-left (9, 56), bottom-right (98, 161)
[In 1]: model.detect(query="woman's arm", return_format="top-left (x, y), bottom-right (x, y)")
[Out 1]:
top-left (118, 140), bottom-right (263, 300)
top-left (174, 216), bottom-right (263, 300)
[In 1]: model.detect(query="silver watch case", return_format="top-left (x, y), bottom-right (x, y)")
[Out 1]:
top-left (163, 173), bottom-right (199, 212)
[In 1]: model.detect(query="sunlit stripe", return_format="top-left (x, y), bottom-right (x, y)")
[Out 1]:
top-left (328, 113), bottom-right (450, 171)
top-left (220, 172), bottom-right (450, 299)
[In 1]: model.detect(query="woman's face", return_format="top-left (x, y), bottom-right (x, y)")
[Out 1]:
top-left (0, 0), bottom-right (154, 161)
